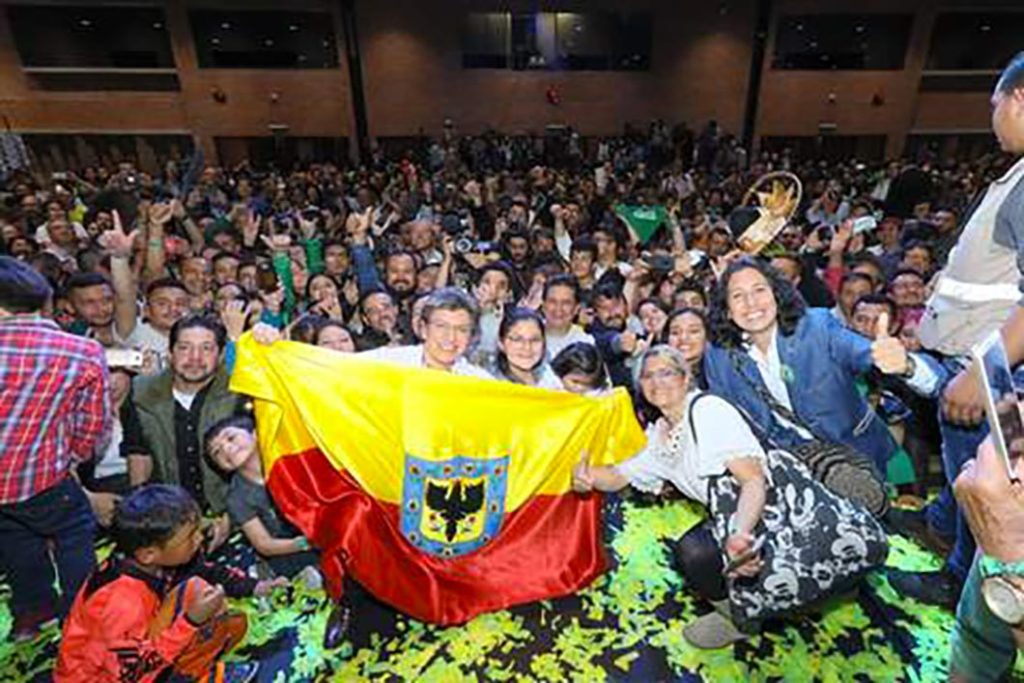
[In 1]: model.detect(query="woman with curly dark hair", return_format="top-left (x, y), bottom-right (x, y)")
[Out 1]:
top-left (702, 256), bottom-right (943, 475)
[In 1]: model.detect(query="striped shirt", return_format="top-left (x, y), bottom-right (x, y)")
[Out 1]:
top-left (0, 314), bottom-right (111, 503)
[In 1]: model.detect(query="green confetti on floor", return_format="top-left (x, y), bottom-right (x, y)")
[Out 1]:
top-left (0, 495), bottom-right (997, 682)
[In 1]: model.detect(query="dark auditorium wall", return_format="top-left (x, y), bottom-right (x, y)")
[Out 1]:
top-left (356, 0), bottom-right (755, 138)
top-left (0, 0), bottom-right (355, 163)
top-left (0, 0), bottom-right (1018, 164)
top-left (756, 0), bottom-right (1023, 158)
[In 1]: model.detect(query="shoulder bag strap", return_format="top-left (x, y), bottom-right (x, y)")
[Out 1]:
top-left (726, 349), bottom-right (821, 440)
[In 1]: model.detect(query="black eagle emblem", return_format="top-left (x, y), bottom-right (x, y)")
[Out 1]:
top-left (425, 479), bottom-right (486, 542)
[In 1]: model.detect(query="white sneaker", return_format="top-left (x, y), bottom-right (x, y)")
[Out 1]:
top-left (296, 565), bottom-right (324, 591)
top-left (683, 611), bottom-right (748, 649)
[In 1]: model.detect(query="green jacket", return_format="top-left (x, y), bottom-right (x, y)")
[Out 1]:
top-left (131, 366), bottom-right (239, 514)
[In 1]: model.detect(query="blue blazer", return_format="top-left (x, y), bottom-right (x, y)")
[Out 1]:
top-left (702, 308), bottom-right (936, 473)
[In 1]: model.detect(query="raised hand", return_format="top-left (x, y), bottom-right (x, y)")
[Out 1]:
top-left (149, 202), bottom-right (174, 227)
top-left (474, 280), bottom-right (497, 309)
top-left (870, 311), bottom-right (909, 375)
top-left (252, 322), bottom-right (283, 346)
top-left (518, 279), bottom-right (544, 310)
top-left (345, 208), bottom-right (372, 246)
top-left (97, 209), bottom-right (138, 258)
top-left (314, 293), bottom-right (344, 319)
top-left (260, 233), bottom-right (292, 253)
top-left (830, 219), bottom-right (853, 255)
top-left (220, 300), bottom-right (251, 341)
top-left (619, 330), bottom-right (640, 355)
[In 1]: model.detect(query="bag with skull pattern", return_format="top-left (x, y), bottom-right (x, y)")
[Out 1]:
top-left (707, 449), bottom-right (888, 626)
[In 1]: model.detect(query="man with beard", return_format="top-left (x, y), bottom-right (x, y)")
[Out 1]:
top-left (124, 316), bottom-right (241, 553)
top-left (499, 228), bottom-right (532, 298)
top-left (587, 282), bottom-right (643, 387)
top-left (63, 272), bottom-right (117, 346)
top-left (356, 288), bottom-right (413, 350)
top-left (383, 251), bottom-right (419, 305)
top-left (351, 225), bottom-right (419, 312)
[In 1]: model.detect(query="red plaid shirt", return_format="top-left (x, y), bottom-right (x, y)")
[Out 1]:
top-left (0, 314), bottom-right (111, 504)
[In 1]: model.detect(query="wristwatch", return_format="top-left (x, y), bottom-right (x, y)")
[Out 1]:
top-left (900, 354), bottom-right (917, 379)
top-left (980, 555), bottom-right (1024, 625)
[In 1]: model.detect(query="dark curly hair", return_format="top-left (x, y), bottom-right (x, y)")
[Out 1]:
top-left (708, 256), bottom-right (806, 349)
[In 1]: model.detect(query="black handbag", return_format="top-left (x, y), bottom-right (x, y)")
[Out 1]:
top-left (724, 352), bottom-right (890, 518)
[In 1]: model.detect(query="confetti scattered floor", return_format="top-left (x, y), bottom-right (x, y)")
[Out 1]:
top-left (0, 493), bottom-right (1013, 682)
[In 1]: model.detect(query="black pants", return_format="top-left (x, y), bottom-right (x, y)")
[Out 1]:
top-left (673, 521), bottom-right (727, 602)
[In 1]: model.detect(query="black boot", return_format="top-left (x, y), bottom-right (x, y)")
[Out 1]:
top-left (885, 568), bottom-right (963, 610)
top-left (323, 597), bottom-right (352, 650)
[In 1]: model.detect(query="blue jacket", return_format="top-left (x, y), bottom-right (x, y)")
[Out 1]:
top-left (702, 308), bottom-right (940, 473)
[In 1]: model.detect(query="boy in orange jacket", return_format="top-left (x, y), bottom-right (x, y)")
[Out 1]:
top-left (55, 484), bottom-right (281, 683)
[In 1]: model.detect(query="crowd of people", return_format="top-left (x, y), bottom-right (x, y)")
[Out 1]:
top-left (4, 53), bottom-right (1024, 682)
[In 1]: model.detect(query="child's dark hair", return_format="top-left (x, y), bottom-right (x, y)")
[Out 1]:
top-left (551, 342), bottom-right (608, 390)
top-left (113, 485), bottom-right (201, 555)
top-left (204, 414), bottom-right (256, 458)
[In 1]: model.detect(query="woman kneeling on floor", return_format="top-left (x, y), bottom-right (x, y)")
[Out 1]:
top-left (572, 345), bottom-right (889, 648)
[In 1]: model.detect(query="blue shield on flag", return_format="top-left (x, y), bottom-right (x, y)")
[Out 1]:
top-left (400, 454), bottom-right (509, 558)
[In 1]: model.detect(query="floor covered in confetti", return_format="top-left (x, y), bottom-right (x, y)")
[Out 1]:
top-left (0, 492), bottom-right (1001, 682)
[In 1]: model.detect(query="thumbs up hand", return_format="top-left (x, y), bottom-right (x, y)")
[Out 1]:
top-left (871, 311), bottom-right (910, 375)
top-left (572, 451), bottom-right (595, 494)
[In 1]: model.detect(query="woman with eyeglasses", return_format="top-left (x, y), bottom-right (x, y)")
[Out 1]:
top-left (571, 345), bottom-right (887, 650)
top-left (492, 307), bottom-right (562, 389)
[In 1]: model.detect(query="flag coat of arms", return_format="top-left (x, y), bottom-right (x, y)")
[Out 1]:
top-left (230, 336), bottom-right (646, 625)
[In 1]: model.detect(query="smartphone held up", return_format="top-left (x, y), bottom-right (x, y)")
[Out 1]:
top-left (971, 331), bottom-right (1024, 482)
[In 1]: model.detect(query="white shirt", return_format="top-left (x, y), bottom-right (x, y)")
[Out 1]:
top-left (116, 319), bottom-right (169, 370)
top-left (493, 363), bottom-right (564, 390)
top-left (617, 392), bottom-right (766, 506)
top-left (92, 419), bottom-right (126, 480)
top-left (545, 325), bottom-right (596, 360)
top-left (471, 308), bottom-right (502, 369)
top-left (745, 330), bottom-right (814, 439)
top-left (173, 388), bottom-right (198, 411)
top-left (358, 344), bottom-right (493, 379)
top-left (595, 261), bottom-right (634, 281)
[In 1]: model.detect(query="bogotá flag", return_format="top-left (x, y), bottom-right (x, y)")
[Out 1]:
top-left (230, 336), bottom-right (646, 625)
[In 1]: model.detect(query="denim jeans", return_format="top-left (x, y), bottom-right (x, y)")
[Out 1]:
top-left (0, 477), bottom-right (97, 623)
top-left (922, 362), bottom-right (1024, 581)
top-left (950, 553), bottom-right (1017, 681)
top-left (927, 415), bottom-right (985, 581)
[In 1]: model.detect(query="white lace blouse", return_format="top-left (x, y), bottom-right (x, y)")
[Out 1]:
top-left (615, 391), bottom-right (766, 505)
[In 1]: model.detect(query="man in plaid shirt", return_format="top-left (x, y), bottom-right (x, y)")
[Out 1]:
top-left (0, 256), bottom-right (111, 641)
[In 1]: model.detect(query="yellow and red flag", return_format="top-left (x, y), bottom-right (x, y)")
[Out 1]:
top-left (230, 336), bottom-right (646, 625)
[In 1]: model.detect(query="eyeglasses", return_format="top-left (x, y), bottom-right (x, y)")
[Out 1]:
top-left (640, 367), bottom-right (683, 381)
top-left (506, 335), bottom-right (544, 346)
top-left (429, 321), bottom-right (473, 337)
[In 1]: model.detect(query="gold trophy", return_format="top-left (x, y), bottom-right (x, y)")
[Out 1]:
top-left (736, 171), bottom-right (802, 255)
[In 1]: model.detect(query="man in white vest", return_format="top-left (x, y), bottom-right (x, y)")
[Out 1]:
top-left (884, 52), bottom-right (1024, 679)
